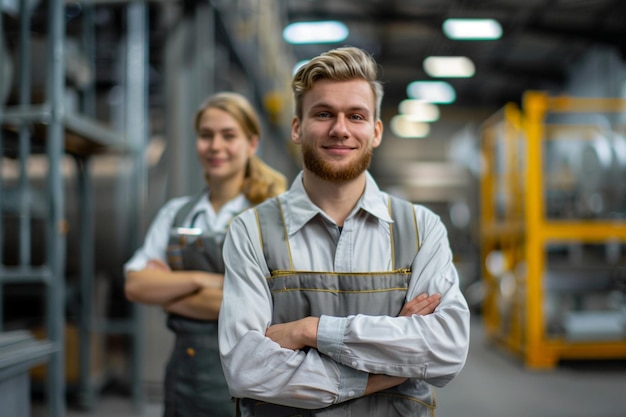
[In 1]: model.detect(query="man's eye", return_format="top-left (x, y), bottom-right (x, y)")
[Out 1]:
top-left (317, 112), bottom-right (331, 118)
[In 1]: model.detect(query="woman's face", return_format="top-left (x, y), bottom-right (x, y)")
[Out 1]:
top-left (196, 107), bottom-right (258, 183)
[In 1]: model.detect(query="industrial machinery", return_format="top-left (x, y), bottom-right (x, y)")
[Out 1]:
top-left (480, 92), bottom-right (626, 369)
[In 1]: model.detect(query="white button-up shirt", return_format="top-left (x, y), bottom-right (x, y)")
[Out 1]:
top-left (124, 191), bottom-right (249, 274)
top-left (219, 172), bottom-right (470, 409)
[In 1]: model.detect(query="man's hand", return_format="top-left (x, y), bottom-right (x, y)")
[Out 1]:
top-left (362, 293), bottom-right (440, 395)
top-left (265, 293), bottom-right (440, 351)
top-left (398, 292), bottom-right (440, 317)
top-left (265, 317), bottom-right (319, 350)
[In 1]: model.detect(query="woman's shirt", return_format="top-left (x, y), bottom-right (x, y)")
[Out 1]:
top-left (124, 191), bottom-right (249, 275)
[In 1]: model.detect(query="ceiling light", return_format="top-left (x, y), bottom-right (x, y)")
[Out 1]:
top-left (398, 99), bottom-right (440, 122)
top-left (390, 115), bottom-right (430, 138)
top-left (423, 56), bottom-right (475, 78)
top-left (406, 81), bottom-right (456, 104)
top-left (442, 18), bottom-right (502, 40)
top-left (283, 21), bottom-right (349, 44)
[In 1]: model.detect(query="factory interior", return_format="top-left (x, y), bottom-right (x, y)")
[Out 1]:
top-left (1, 0), bottom-right (626, 416)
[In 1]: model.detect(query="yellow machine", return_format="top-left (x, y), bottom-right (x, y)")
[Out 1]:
top-left (480, 92), bottom-right (626, 368)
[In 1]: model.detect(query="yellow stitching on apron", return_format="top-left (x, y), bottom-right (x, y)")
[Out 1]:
top-left (387, 197), bottom-right (395, 270)
top-left (269, 268), bottom-right (412, 277)
top-left (271, 287), bottom-right (408, 294)
top-left (276, 197), bottom-right (295, 270)
top-left (412, 203), bottom-right (421, 251)
top-left (254, 208), bottom-right (264, 255)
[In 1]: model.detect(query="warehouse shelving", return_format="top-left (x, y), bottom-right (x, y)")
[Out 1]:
top-left (480, 92), bottom-right (626, 369)
top-left (1, 1), bottom-right (147, 415)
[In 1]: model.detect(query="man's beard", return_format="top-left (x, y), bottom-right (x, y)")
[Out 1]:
top-left (301, 140), bottom-right (372, 182)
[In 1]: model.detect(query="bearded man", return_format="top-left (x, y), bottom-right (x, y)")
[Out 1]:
top-left (218, 46), bottom-right (470, 417)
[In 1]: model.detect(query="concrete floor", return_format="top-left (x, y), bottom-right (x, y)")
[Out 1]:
top-left (32, 316), bottom-right (626, 417)
top-left (435, 317), bottom-right (626, 417)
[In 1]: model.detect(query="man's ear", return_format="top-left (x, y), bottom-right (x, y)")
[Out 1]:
top-left (291, 116), bottom-right (302, 144)
top-left (372, 119), bottom-right (383, 148)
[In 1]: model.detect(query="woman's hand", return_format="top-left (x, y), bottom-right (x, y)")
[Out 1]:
top-left (146, 258), bottom-right (170, 271)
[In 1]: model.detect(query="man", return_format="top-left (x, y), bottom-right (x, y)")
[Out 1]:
top-left (218, 46), bottom-right (470, 417)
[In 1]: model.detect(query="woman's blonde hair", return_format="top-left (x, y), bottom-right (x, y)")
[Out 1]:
top-left (194, 92), bottom-right (287, 205)
top-left (291, 46), bottom-right (384, 121)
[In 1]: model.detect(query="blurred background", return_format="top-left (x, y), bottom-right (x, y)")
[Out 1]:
top-left (1, 0), bottom-right (625, 416)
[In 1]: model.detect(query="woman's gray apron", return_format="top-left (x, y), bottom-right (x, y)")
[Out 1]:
top-left (164, 192), bottom-right (234, 417)
top-left (237, 196), bottom-right (435, 417)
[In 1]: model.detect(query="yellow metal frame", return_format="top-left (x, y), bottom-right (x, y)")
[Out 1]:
top-left (480, 92), bottom-right (626, 369)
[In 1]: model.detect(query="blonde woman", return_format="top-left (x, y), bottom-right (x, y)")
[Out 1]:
top-left (124, 92), bottom-right (286, 417)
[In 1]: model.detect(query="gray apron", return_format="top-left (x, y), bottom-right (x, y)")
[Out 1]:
top-left (164, 191), bottom-right (234, 417)
top-left (237, 196), bottom-right (435, 417)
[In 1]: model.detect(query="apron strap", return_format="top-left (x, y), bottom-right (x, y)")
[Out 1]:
top-left (171, 189), bottom-right (207, 228)
top-left (255, 198), bottom-right (293, 271)
top-left (388, 195), bottom-right (420, 270)
top-left (256, 195), bottom-right (420, 272)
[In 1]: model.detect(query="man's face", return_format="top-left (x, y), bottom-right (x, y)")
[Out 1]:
top-left (291, 79), bottom-right (382, 182)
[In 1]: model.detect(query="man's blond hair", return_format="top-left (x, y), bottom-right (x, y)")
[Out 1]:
top-left (291, 46), bottom-right (384, 121)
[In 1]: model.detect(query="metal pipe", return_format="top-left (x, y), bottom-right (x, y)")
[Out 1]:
top-left (45, 0), bottom-right (67, 415)
top-left (18, 0), bottom-right (33, 266)
top-left (126, 2), bottom-right (148, 411)
top-left (77, 156), bottom-right (95, 409)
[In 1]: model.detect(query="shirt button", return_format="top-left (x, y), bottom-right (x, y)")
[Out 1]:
top-left (348, 391), bottom-right (355, 397)
top-left (351, 361), bottom-right (357, 367)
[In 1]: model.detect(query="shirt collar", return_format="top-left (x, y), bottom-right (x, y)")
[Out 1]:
top-left (281, 171), bottom-right (393, 235)
top-left (201, 188), bottom-right (249, 209)
top-left (192, 190), bottom-right (250, 229)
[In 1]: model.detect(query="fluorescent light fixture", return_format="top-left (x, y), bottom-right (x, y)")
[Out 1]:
top-left (443, 18), bottom-right (502, 40)
top-left (407, 81), bottom-right (456, 104)
top-left (398, 99), bottom-right (440, 122)
top-left (390, 115), bottom-right (430, 138)
top-left (283, 21), bottom-right (349, 44)
top-left (423, 56), bottom-right (475, 78)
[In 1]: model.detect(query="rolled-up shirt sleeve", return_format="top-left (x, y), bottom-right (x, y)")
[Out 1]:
top-left (218, 212), bottom-right (369, 409)
top-left (316, 208), bottom-right (470, 387)
top-left (123, 197), bottom-right (188, 274)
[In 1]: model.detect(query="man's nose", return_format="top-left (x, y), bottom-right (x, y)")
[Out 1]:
top-left (330, 115), bottom-right (349, 138)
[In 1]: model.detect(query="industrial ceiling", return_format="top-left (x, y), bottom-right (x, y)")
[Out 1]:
top-left (3, 0), bottom-right (626, 200)
top-left (278, 0), bottom-right (626, 202)
top-left (281, 0), bottom-right (626, 110)
top-left (5, 0), bottom-right (625, 127)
